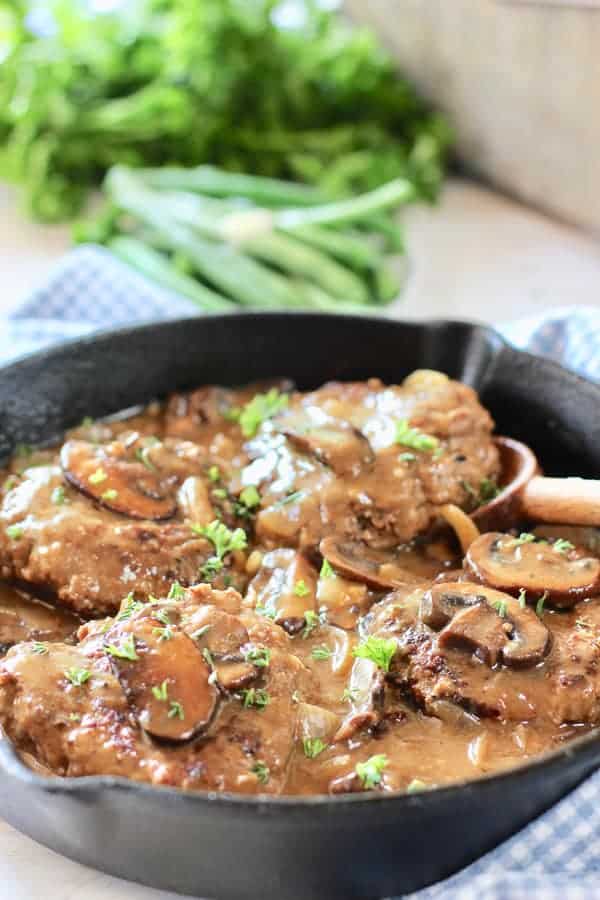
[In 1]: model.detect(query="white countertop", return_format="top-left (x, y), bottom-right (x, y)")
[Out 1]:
top-left (0, 176), bottom-right (600, 900)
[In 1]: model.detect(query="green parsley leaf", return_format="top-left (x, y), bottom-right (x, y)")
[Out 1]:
top-left (244, 646), bottom-right (271, 668)
top-left (553, 538), bottom-right (575, 554)
top-left (3, 475), bottom-right (18, 492)
top-left (239, 687), bottom-right (270, 710)
top-left (135, 446), bottom-right (158, 472)
top-left (294, 579), bottom-right (310, 597)
top-left (101, 488), bottom-right (118, 502)
top-left (251, 760), bottom-right (270, 784)
top-left (255, 600), bottom-right (277, 620)
top-left (239, 389), bottom-right (288, 438)
top-left (303, 737), bottom-right (327, 758)
top-left (355, 754), bottom-right (388, 790)
top-left (89, 467), bottom-right (107, 485)
top-left (51, 485), bottom-right (66, 505)
top-left (154, 624), bottom-right (174, 642)
top-left (193, 519), bottom-right (247, 559)
top-left (518, 589), bottom-right (527, 609)
top-left (479, 478), bottom-right (501, 502)
top-left (505, 532), bottom-right (537, 549)
top-left (104, 634), bottom-right (139, 661)
top-left (239, 485), bottom-right (261, 509)
top-left (395, 419), bottom-right (439, 453)
top-left (536, 591), bottom-right (548, 618)
top-left (208, 465), bottom-right (221, 483)
top-left (168, 700), bottom-right (185, 720)
top-left (341, 687), bottom-right (359, 703)
top-left (190, 624), bottom-right (211, 640)
top-left (6, 524), bottom-right (23, 540)
top-left (32, 641), bottom-right (48, 655)
top-left (212, 488), bottom-right (228, 499)
top-left (168, 581), bottom-right (186, 600)
top-left (274, 490), bottom-right (305, 508)
top-left (399, 452), bottom-right (417, 462)
top-left (65, 667), bottom-right (91, 687)
top-left (320, 559), bottom-right (335, 579)
top-left (302, 610), bottom-right (319, 639)
top-left (151, 680), bottom-right (169, 701)
top-left (311, 645), bottom-right (332, 661)
top-left (353, 636), bottom-right (397, 672)
top-left (492, 599), bottom-right (507, 618)
top-left (116, 593), bottom-right (144, 622)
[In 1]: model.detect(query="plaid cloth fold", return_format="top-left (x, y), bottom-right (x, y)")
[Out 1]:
top-left (6, 245), bottom-right (600, 899)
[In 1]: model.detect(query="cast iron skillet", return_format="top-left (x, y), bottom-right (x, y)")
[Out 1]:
top-left (0, 312), bottom-right (600, 900)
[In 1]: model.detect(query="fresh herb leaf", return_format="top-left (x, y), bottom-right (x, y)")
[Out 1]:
top-left (355, 754), bottom-right (388, 790)
top-left (116, 593), bottom-right (144, 622)
top-left (251, 761), bottom-right (270, 784)
top-left (104, 634), bottom-right (139, 661)
top-left (101, 488), bottom-right (118, 501)
top-left (353, 636), bottom-right (397, 672)
top-left (3, 476), bottom-right (18, 492)
top-left (320, 559), bottom-right (335, 579)
top-left (536, 591), bottom-right (548, 617)
top-left (65, 667), bottom-right (91, 687)
top-left (135, 446), bottom-right (157, 472)
top-left (395, 419), bottom-right (439, 453)
top-left (190, 624), bottom-right (211, 640)
top-left (274, 490), bottom-right (305, 508)
top-left (89, 467), bottom-right (108, 485)
top-left (168, 700), bottom-right (184, 720)
top-left (407, 778), bottom-right (427, 793)
top-left (399, 452), bottom-right (417, 462)
top-left (493, 599), bottom-right (507, 618)
top-left (553, 538), bottom-right (575, 555)
top-left (6, 524), bottom-right (23, 540)
top-left (341, 687), bottom-right (359, 703)
top-left (244, 646), bottom-right (271, 668)
top-left (303, 737), bottom-right (327, 758)
top-left (239, 485), bottom-right (260, 509)
top-left (151, 680), bottom-right (169, 701)
top-left (208, 465), bottom-right (221, 483)
top-left (479, 478), bottom-right (501, 503)
top-left (239, 688), bottom-right (270, 710)
top-left (32, 641), bottom-right (48, 655)
top-left (311, 645), bottom-right (332, 661)
top-left (302, 610), bottom-right (319, 639)
top-left (505, 533), bottom-right (537, 549)
top-left (168, 581), bottom-right (186, 600)
top-left (154, 624), bottom-right (174, 642)
top-left (255, 600), bottom-right (277, 620)
top-left (193, 520), bottom-right (247, 558)
top-left (239, 389), bottom-right (288, 438)
top-left (294, 579), bottom-right (310, 597)
top-left (518, 589), bottom-right (527, 609)
top-left (212, 488), bottom-right (228, 500)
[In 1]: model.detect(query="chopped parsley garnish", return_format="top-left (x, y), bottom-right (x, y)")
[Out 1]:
top-left (518, 589), bottom-right (527, 609)
top-left (407, 778), bottom-right (426, 793)
top-left (311, 645), bottom-right (332, 661)
top-left (51, 485), bottom-right (66, 505)
top-left (69, 712), bottom-right (82, 722)
top-left (294, 579), bottom-right (310, 597)
top-left (302, 610), bottom-right (319, 639)
top-left (31, 641), bottom-right (48, 655)
top-left (80, 416), bottom-right (94, 427)
top-left (202, 647), bottom-right (214, 666)
top-left (155, 608), bottom-right (172, 626)
top-left (135, 438), bottom-right (160, 471)
top-left (239, 388), bottom-right (288, 438)
top-left (6, 524), bottom-right (23, 540)
top-left (222, 406), bottom-right (241, 423)
top-left (101, 488), bottom-right (118, 502)
top-left (168, 700), bottom-right (185, 720)
top-left (193, 519), bottom-right (247, 558)
top-left (244, 646), bottom-right (271, 668)
top-left (151, 680), bottom-right (169, 701)
top-left (154, 624), bottom-right (174, 642)
top-left (553, 538), bottom-right (575, 555)
top-left (353, 636), bottom-right (397, 672)
top-left (355, 754), bottom-right (388, 790)
top-left (274, 490), bottom-right (305, 508)
top-left (303, 737), bottom-right (327, 758)
top-left (65, 667), bottom-right (91, 687)
top-left (395, 419), bottom-right (439, 453)
top-left (116, 593), bottom-right (144, 622)
top-left (168, 581), bottom-right (186, 600)
top-left (212, 488), bottom-right (228, 500)
top-left (256, 600), bottom-right (277, 620)
top-left (479, 478), bottom-right (501, 502)
top-left (536, 591), bottom-right (548, 618)
top-left (104, 634), bottom-right (139, 661)
top-left (200, 558), bottom-right (223, 580)
top-left (208, 465), bottom-right (221, 483)
top-left (239, 687), bottom-right (270, 710)
top-left (399, 451), bottom-right (417, 463)
top-left (88, 467), bottom-right (107, 485)
top-left (492, 599), bottom-right (507, 618)
top-left (3, 475), bottom-right (17, 492)
top-left (505, 532), bottom-right (536, 549)
top-left (239, 485), bottom-right (261, 509)
top-left (320, 559), bottom-right (335, 579)
top-left (251, 760), bottom-right (270, 784)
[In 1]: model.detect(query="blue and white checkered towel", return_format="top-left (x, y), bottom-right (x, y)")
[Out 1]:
top-left (6, 245), bottom-right (600, 900)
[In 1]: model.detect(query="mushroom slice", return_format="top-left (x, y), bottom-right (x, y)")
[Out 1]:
top-left (245, 549), bottom-right (317, 635)
top-left (107, 618), bottom-right (218, 741)
top-left (296, 702), bottom-right (339, 743)
top-left (280, 410), bottom-right (374, 476)
top-left (334, 657), bottom-right (385, 741)
top-left (319, 538), bottom-right (426, 591)
top-left (184, 606), bottom-right (258, 691)
top-left (421, 582), bottom-right (551, 669)
top-left (465, 532), bottom-right (600, 608)
top-left (177, 476), bottom-right (215, 526)
top-left (61, 440), bottom-right (177, 520)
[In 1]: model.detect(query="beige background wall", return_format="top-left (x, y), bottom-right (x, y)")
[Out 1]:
top-left (345, 0), bottom-right (600, 234)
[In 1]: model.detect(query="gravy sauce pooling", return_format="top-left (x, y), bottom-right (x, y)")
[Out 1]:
top-left (0, 372), bottom-right (596, 797)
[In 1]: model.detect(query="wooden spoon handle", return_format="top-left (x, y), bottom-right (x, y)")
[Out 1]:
top-left (521, 475), bottom-right (600, 526)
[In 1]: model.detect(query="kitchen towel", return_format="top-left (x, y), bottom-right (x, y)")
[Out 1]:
top-left (5, 244), bottom-right (600, 900)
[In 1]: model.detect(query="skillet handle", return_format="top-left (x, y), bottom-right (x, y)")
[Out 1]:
top-left (521, 475), bottom-right (600, 526)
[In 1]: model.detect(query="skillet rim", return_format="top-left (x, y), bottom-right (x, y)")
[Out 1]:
top-left (0, 308), bottom-right (599, 812)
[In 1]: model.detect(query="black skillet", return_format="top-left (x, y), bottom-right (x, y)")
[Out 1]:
top-left (0, 312), bottom-right (599, 900)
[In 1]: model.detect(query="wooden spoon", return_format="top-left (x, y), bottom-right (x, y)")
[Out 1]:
top-left (472, 436), bottom-right (600, 530)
